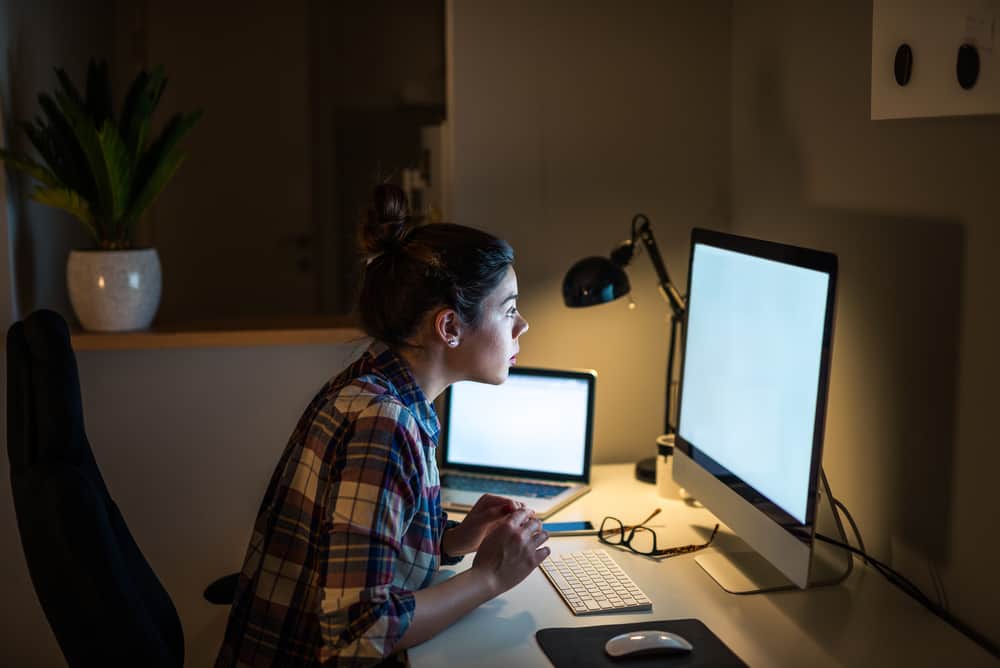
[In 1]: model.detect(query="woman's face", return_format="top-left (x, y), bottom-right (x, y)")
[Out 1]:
top-left (458, 265), bottom-right (529, 384)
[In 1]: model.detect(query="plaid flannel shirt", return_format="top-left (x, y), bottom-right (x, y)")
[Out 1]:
top-left (216, 342), bottom-right (462, 667)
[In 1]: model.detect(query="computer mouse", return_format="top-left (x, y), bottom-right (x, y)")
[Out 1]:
top-left (604, 629), bottom-right (694, 657)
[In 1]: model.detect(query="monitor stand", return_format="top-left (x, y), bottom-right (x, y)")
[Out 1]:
top-left (694, 469), bottom-right (853, 594)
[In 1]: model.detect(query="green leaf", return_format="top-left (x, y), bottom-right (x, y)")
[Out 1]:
top-left (131, 109), bottom-right (201, 200)
top-left (54, 67), bottom-right (85, 111)
top-left (120, 92), bottom-right (198, 241)
top-left (35, 93), bottom-right (95, 199)
top-left (119, 70), bottom-right (150, 154)
top-left (119, 65), bottom-right (167, 160)
top-left (121, 149), bottom-right (186, 237)
top-left (30, 186), bottom-right (100, 242)
top-left (97, 120), bottom-right (132, 224)
top-left (55, 90), bottom-right (114, 222)
top-left (0, 149), bottom-right (63, 188)
top-left (20, 119), bottom-right (61, 177)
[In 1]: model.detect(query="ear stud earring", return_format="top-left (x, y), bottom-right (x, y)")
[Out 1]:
top-left (448, 339), bottom-right (458, 347)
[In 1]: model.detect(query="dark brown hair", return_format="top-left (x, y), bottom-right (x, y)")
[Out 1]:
top-left (358, 183), bottom-right (514, 347)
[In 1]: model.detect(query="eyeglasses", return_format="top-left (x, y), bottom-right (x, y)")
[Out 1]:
top-left (599, 508), bottom-right (719, 558)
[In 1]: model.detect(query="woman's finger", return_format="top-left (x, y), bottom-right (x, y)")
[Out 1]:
top-left (534, 546), bottom-right (551, 564)
top-left (515, 519), bottom-right (541, 542)
top-left (529, 529), bottom-right (549, 549)
top-left (507, 508), bottom-right (530, 527)
top-left (520, 516), bottom-right (541, 533)
top-left (478, 494), bottom-right (518, 515)
top-left (479, 494), bottom-right (509, 507)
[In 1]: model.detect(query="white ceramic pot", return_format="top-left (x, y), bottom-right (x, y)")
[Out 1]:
top-left (66, 248), bottom-right (162, 331)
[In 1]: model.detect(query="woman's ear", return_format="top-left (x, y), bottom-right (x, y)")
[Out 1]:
top-left (434, 308), bottom-right (463, 348)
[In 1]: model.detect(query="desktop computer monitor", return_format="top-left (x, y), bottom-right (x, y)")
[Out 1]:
top-left (672, 228), bottom-right (850, 593)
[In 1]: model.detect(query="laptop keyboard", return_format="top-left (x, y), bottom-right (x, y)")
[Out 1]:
top-left (441, 473), bottom-right (569, 499)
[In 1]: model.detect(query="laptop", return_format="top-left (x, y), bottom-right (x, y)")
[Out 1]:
top-left (438, 366), bottom-right (596, 519)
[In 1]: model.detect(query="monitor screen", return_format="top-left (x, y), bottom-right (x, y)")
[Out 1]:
top-left (444, 370), bottom-right (593, 477)
top-left (678, 240), bottom-right (832, 525)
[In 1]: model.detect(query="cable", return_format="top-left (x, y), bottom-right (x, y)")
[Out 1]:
top-left (818, 533), bottom-right (929, 607)
top-left (831, 496), bottom-right (944, 609)
top-left (814, 532), bottom-right (999, 659)
top-left (929, 564), bottom-right (948, 611)
top-left (832, 497), bottom-right (868, 565)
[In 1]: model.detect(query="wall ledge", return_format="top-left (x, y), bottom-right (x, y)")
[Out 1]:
top-left (70, 316), bottom-right (367, 351)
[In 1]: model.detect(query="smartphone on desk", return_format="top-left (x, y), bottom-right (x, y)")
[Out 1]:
top-left (541, 520), bottom-right (598, 536)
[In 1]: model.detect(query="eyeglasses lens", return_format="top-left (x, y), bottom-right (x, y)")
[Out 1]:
top-left (599, 517), bottom-right (624, 544)
top-left (629, 526), bottom-right (657, 554)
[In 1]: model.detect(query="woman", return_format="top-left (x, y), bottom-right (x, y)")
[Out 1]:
top-left (216, 183), bottom-right (547, 667)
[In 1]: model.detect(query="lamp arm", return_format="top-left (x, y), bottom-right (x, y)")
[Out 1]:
top-left (631, 214), bottom-right (686, 317)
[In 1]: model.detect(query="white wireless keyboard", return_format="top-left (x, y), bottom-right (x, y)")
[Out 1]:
top-left (541, 549), bottom-right (652, 615)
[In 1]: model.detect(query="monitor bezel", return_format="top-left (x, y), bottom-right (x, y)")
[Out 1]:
top-left (441, 366), bottom-right (597, 484)
top-left (674, 227), bottom-right (838, 535)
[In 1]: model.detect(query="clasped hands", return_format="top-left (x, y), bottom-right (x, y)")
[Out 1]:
top-left (443, 493), bottom-right (551, 595)
top-left (442, 493), bottom-right (542, 556)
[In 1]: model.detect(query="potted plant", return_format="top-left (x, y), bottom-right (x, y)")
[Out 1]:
top-left (0, 59), bottom-right (202, 331)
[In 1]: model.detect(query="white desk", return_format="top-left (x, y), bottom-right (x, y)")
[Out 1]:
top-left (411, 464), bottom-right (996, 667)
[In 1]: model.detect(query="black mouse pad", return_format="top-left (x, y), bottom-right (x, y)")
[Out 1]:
top-left (535, 618), bottom-right (747, 667)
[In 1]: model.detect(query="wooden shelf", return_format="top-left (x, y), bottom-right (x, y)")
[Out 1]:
top-left (70, 315), bottom-right (368, 351)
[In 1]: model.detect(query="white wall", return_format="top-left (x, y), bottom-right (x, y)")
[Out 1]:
top-left (731, 0), bottom-right (999, 651)
top-left (1, 340), bottom-right (366, 666)
top-left (448, 0), bottom-right (732, 465)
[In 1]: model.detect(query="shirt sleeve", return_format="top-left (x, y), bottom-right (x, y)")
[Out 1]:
top-left (317, 399), bottom-right (423, 666)
top-left (438, 515), bottom-right (465, 566)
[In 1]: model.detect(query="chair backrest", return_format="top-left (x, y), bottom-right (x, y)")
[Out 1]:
top-left (6, 310), bottom-right (184, 667)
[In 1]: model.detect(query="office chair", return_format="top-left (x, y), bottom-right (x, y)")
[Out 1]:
top-left (204, 572), bottom-right (239, 605)
top-left (6, 309), bottom-right (184, 667)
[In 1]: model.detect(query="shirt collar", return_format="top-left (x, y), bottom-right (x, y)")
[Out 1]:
top-left (366, 341), bottom-right (440, 442)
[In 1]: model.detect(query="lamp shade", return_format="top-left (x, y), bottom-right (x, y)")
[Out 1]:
top-left (562, 256), bottom-right (631, 307)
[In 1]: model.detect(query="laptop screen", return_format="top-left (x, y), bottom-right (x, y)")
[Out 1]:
top-left (442, 367), bottom-right (596, 480)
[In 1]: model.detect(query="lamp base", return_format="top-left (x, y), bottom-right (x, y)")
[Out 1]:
top-left (634, 456), bottom-right (656, 484)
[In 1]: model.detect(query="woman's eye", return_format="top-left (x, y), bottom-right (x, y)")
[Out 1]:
top-left (507, 307), bottom-right (518, 317)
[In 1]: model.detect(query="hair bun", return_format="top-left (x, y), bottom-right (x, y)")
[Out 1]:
top-left (362, 183), bottom-right (412, 255)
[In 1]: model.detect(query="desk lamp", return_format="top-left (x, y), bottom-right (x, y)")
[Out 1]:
top-left (562, 214), bottom-right (686, 482)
